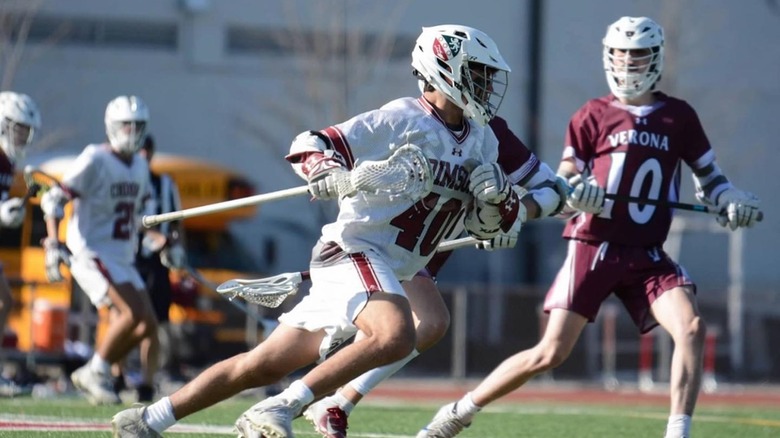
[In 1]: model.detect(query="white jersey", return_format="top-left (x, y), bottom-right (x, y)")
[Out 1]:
top-left (64, 143), bottom-right (150, 264)
top-left (316, 97), bottom-right (500, 281)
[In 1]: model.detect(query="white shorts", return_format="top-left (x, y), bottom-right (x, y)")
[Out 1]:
top-left (278, 241), bottom-right (406, 362)
top-left (69, 250), bottom-right (145, 308)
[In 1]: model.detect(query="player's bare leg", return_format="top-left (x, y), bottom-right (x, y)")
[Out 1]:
top-left (470, 308), bottom-right (587, 405)
top-left (305, 275), bottom-right (449, 437)
top-left (102, 283), bottom-right (159, 364)
top-left (651, 285), bottom-right (705, 438)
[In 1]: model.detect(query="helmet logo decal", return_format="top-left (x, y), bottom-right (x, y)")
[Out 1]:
top-left (432, 35), bottom-right (462, 61)
top-left (625, 31), bottom-right (635, 38)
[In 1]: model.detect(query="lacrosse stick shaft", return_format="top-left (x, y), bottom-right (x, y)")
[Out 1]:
top-left (436, 236), bottom-right (482, 252)
top-left (143, 185), bottom-right (309, 228)
top-left (604, 193), bottom-right (764, 222)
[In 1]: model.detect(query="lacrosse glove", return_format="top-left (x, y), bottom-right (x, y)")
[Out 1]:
top-left (469, 162), bottom-right (511, 204)
top-left (478, 215), bottom-right (524, 251)
top-left (0, 197), bottom-right (25, 228)
top-left (715, 188), bottom-right (761, 230)
top-left (303, 151), bottom-right (349, 200)
top-left (43, 238), bottom-right (67, 283)
top-left (566, 174), bottom-right (605, 214)
top-left (41, 186), bottom-right (66, 219)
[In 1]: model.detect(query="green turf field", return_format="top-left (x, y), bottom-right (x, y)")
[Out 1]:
top-left (1, 394), bottom-right (779, 437)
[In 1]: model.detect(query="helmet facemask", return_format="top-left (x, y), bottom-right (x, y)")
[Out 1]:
top-left (602, 16), bottom-right (664, 99)
top-left (459, 62), bottom-right (508, 127)
top-left (0, 118), bottom-right (36, 163)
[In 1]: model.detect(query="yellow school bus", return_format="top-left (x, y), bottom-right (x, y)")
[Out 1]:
top-left (1, 153), bottom-right (262, 365)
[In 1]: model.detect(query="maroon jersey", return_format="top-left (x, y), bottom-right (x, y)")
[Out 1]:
top-left (562, 92), bottom-right (714, 246)
top-left (0, 152), bottom-right (15, 199)
top-left (491, 116), bottom-right (540, 184)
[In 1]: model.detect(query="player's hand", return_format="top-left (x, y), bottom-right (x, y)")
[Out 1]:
top-left (43, 238), bottom-right (65, 283)
top-left (41, 186), bottom-right (66, 219)
top-left (0, 197), bottom-right (25, 228)
top-left (566, 174), bottom-right (605, 214)
top-left (478, 216), bottom-right (522, 251)
top-left (469, 163), bottom-right (511, 204)
top-left (304, 152), bottom-right (348, 200)
top-left (716, 188), bottom-right (761, 230)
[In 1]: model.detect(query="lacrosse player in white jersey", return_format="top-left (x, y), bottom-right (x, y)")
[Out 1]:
top-left (112, 24), bottom-right (522, 438)
top-left (300, 113), bottom-right (567, 438)
top-left (42, 95), bottom-right (159, 405)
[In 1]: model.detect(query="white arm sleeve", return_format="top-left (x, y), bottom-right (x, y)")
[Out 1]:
top-left (521, 162), bottom-right (565, 217)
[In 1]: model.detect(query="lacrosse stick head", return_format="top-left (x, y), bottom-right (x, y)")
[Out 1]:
top-left (345, 143), bottom-right (432, 202)
top-left (216, 271), bottom-right (304, 308)
top-left (23, 165), bottom-right (63, 197)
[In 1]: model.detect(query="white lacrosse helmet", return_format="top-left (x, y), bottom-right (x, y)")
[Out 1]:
top-left (105, 95), bottom-right (149, 155)
top-left (411, 24), bottom-right (510, 126)
top-left (0, 91), bottom-right (41, 164)
top-left (603, 16), bottom-right (664, 99)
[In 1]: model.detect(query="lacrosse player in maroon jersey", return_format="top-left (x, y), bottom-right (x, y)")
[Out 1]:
top-left (299, 114), bottom-right (566, 438)
top-left (112, 24), bottom-right (524, 438)
top-left (417, 17), bottom-right (762, 438)
top-left (0, 92), bottom-right (41, 392)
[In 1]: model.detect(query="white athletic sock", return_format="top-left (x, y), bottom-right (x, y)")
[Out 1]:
top-left (455, 392), bottom-right (482, 423)
top-left (143, 396), bottom-right (176, 433)
top-left (279, 379), bottom-right (314, 408)
top-left (329, 391), bottom-right (356, 415)
top-left (88, 354), bottom-right (111, 375)
top-left (349, 349), bottom-right (420, 396)
top-left (664, 414), bottom-right (691, 438)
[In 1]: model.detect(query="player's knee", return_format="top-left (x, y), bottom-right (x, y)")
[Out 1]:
top-left (535, 345), bottom-right (571, 371)
top-left (685, 316), bottom-right (706, 345)
top-left (416, 313), bottom-right (450, 351)
top-left (375, 327), bottom-right (416, 363)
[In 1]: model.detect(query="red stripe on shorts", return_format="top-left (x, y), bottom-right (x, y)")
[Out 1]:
top-left (349, 252), bottom-right (382, 293)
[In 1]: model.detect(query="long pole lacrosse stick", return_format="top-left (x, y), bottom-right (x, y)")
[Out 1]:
top-left (143, 144), bottom-right (433, 228)
top-left (603, 193), bottom-right (764, 222)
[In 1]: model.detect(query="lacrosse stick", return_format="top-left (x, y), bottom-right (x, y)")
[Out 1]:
top-left (11, 165), bottom-right (65, 212)
top-left (603, 193), bottom-right (764, 222)
top-left (143, 144), bottom-right (433, 228)
top-left (215, 233), bottom-right (493, 308)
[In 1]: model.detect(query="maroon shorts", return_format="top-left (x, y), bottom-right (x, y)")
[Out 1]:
top-left (544, 239), bottom-right (695, 333)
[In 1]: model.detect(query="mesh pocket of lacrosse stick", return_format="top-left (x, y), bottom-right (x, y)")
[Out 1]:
top-left (216, 271), bottom-right (304, 308)
top-left (23, 165), bottom-right (65, 196)
top-left (335, 144), bottom-right (433, 201)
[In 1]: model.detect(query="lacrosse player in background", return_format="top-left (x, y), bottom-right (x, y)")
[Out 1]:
top-left (299, 114), bottom-right (567, 438)
top-left (110, 133), bottom-right (187, 402)
top-left (0, 92), bottom-right (41, 393)
top-left (41, 95), bottom-right (160, 405)
top-left (417, 17), bottom-right (763, 438)
top-left (112, 24), bottom-right (523, 438)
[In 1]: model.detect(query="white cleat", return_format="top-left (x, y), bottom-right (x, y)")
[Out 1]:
top-left (111, 405), bottom-right (162, 438)
top-left (416, 402), bottom-right (471, 438)
top-left (234, 396), bottom-right (302, 438)
top-left (303, 397), bottom-right (349, 438)
top-left (70, 364), bottom-right (121, 405)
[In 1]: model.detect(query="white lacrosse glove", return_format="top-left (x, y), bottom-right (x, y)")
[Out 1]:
top-left (464, 199), bottom-right (503, 240)
top-left (478, 215), bottom-right (523, 251)
top-left (41, 186), bottom-right (66, 219)
top-left (715, 188), bottom-right (761, 230)
top-left (0, 197), bottom-right (25, 228)
top-left (161, 244), bottom-right (187, 269)
top-left (469, 163), bottom-right (511, 204)
top-left (43, 238), bottom-right (66, 283)
top-left (303, 152), bottom-right (349, 200)
top-left (566, 174), bottom-right (605, 214)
